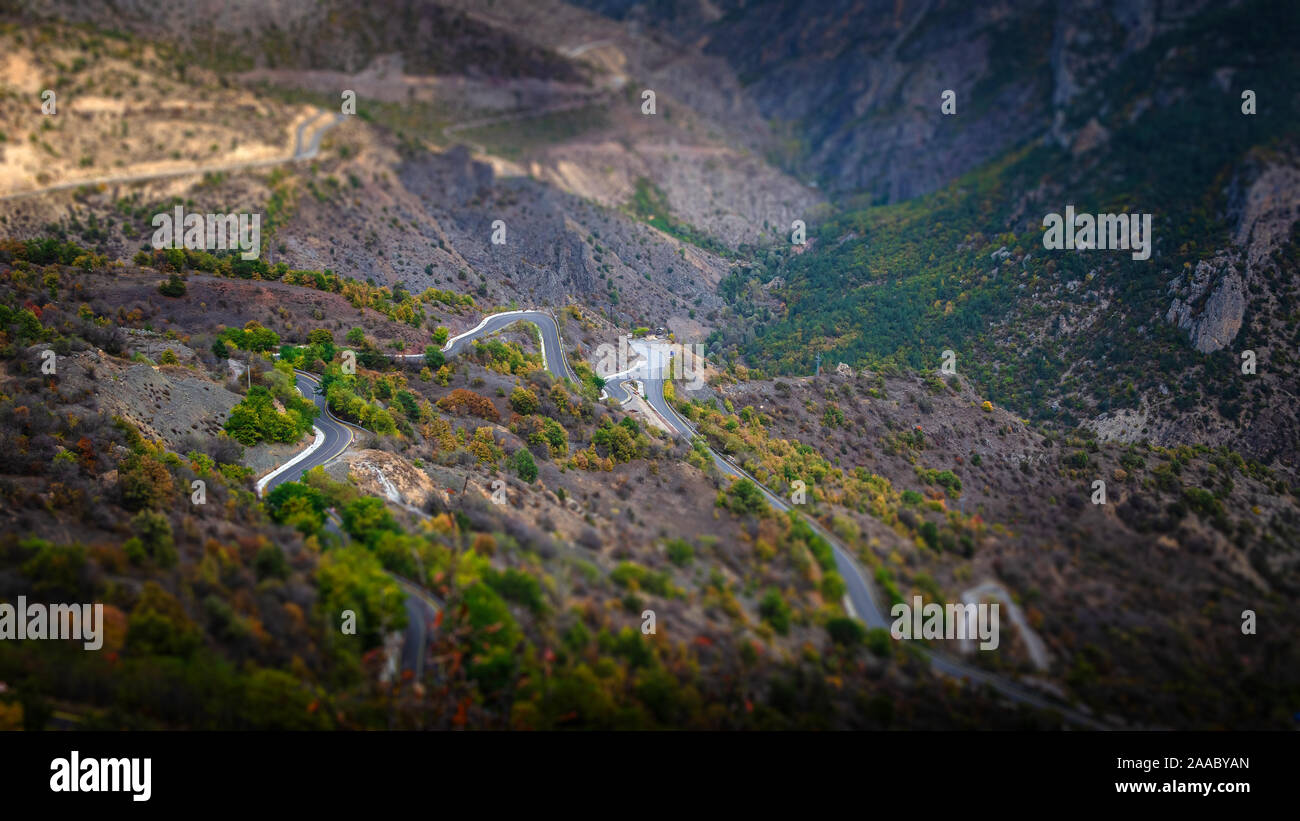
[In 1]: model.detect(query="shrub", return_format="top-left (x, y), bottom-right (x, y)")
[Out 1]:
top-left (1063, 450), bottom-right (1090, 469)
top-left (527, 416), bottom-right (568, 458)
top-left (483, 567), bottom-right (545, 613)
top-left (437, 389), bottom-right (500, 422)
top-left (512, 447), bottom-right (538, 483)
top-left (131, 509), bottom-right (177, 567)
top-left (340, 496), bottom-right (400, 545)
top-left (759, 588), bottom-right (791, 635)
top-left (827, 616), bottom-right (866, 646)
top-left (591, 419), bottom-right (639, 461)
top-left (265, 481), bottom-right (327, 532)
top-left (865, 627), bottom-right (892, 657)
top-left (721, 478), bottom-right (768, 515)
top-left (158, 274), bottom-right (187, 297)
top-left (119, 454), bottom-right (176, 511)
top-left (19, 539), bottom-right (88, 598)
top-left (509, 387), bottom-right (539, 415)
top-left (253, 545), bottom-right (289, 580)
top-left (224, 386), bottom-right (315, 445)
top-left (128, 582), bottom-right (202, 657)
top-left (665, 538), bottom-right (693, 566)
top-left (316, 545), bottom-right (407, 649)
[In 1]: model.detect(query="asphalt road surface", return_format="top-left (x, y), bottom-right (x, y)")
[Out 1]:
top-left (259, 373), bottom-right (438, 677)
top-left (637, 375), bottom-right (1110, 728)
top-left (399, 308), bottom-right (634, 403)
top-left (289, 311), bottom-right (1111, 727)
top-left (261, 370), bottom-right (357, 494)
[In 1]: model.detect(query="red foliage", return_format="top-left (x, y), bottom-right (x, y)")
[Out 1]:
top-left (436, 389), bottom-right (500, 422)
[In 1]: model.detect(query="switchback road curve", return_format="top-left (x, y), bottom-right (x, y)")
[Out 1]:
top-left (275, 310), bottom-right (1111, 727)
top-left (440, 311), bottom-right (1112, 728)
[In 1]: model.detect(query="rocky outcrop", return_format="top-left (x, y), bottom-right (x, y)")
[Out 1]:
top-left (1164, 255), bottom-right (1245, 354)
top-left (1233, 163), bottom-right (1300, 269)
top-left (343, 449), bottom-right (439, 511)
top-left (1164, 157), bottom-right (1300, 354)
top-left (1086, 402), bottom-right (1152, 444)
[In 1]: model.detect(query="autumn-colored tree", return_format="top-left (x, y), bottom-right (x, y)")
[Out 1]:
top-left (509, 386), bottom-right (539, 415)
top-left (119, 454), bottom-right (175, 511)
top-left (437, 389), bottom-right (500, 422)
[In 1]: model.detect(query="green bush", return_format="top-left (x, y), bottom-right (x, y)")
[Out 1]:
top-left (665, 538), bottom-right (693, 566)
top-left (424, 345), bottom-right (445, 369)
top-left (826, 616), bottom-right (866, 646)
top-left (512, 447), bottom-right (538, 483)
top-left (158, 274), bottom-right (186, 297)
top-left (721, 478), bottom-right (768, 515)
top-left (484, 567), bottom-right (545, 613)
top-left (131, 510), bottom-right (177, 568)
top-left (759, 588), bottom-right (791, 635)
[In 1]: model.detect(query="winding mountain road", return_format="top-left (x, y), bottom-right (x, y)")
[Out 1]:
top-left (260, 370), bottom-right (361, 495)
top-left (444, 312), bottom-right (1110, 727)
top-left (274, 309), bottom-right (1110, 727)
top-left (397, 308), bottom-right (634, 403)
top-left (257, 371), bottom-right (440, 679)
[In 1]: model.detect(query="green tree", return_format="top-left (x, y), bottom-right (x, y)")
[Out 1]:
top-left (265, 481), bottom-right (328, 532)
top-left (128, 582), bottom-right (203, 657)
top-left (19, 539), bottom-right (88, 599)
top-left (424, 345), bottom-right (445, 369)
top-left (240, 320), bottom-right (280, 352)
top-left (224, 386), bottom-right (314, 445)
top-left (308, 328), bottom-right (336, 362)
top-left (316, 545), bottom-right (407, 649)
top-left (512, 447), bottom-right (538, 483)
top-left (340, 496), bottom-right (400, 544)
top-left (826, 616), bottom-right (866, 646)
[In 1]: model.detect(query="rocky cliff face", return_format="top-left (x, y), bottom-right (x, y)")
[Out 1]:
top-left (1164, 155), bottom-right (1300, 353)
top-left (578, 0), bottom-right (1231, 200)
top-left (1165, 255), bottom-right (1246, 354)
top-left (1233, 162), bottom-right (1300, 269)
